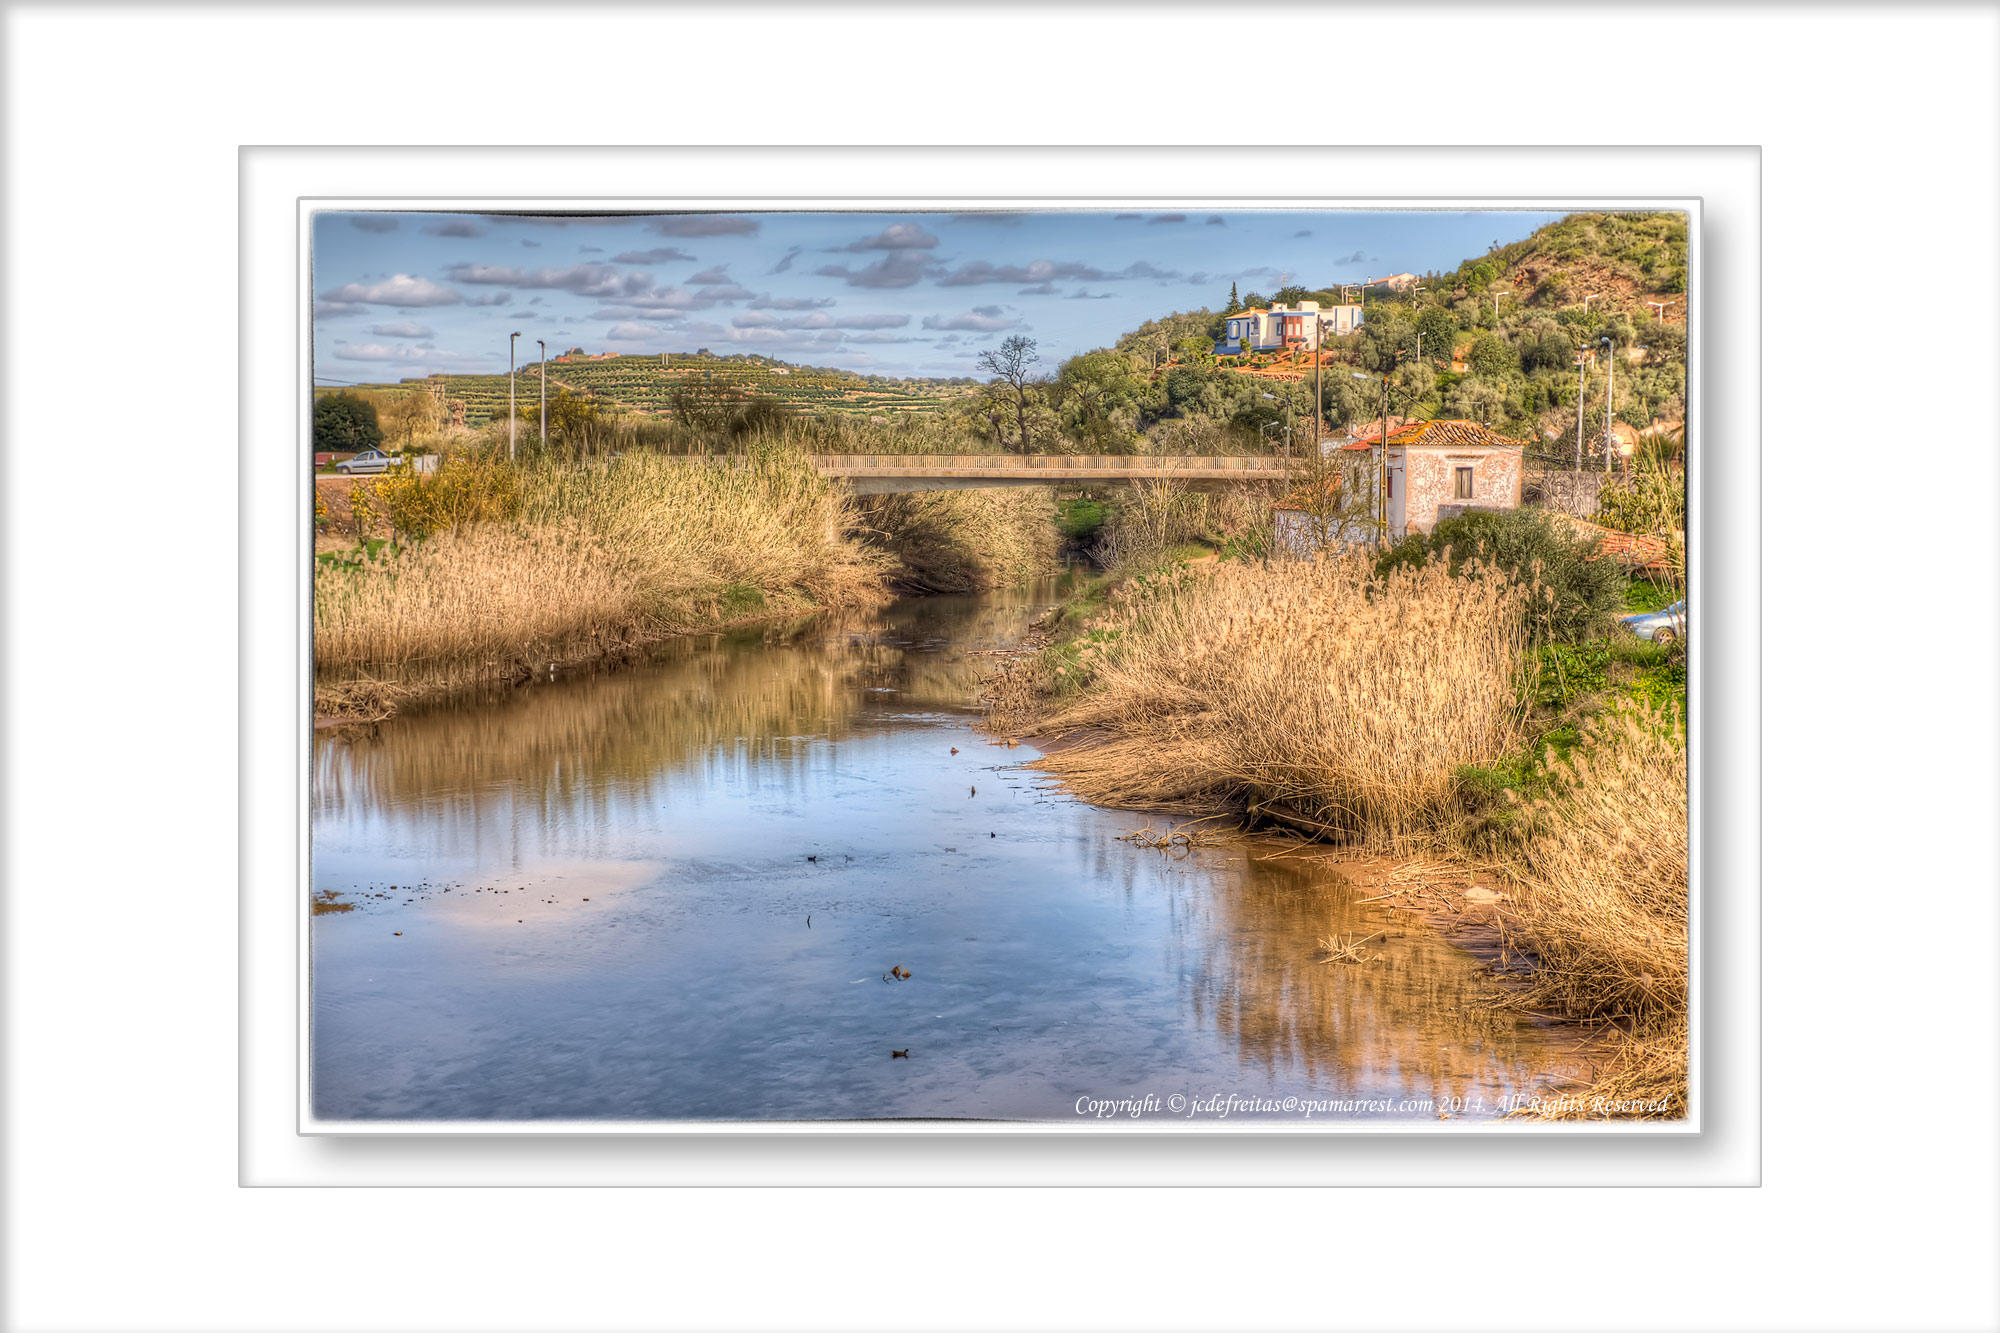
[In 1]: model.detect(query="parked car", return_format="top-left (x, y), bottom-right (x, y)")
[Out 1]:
top-left (1619, 599), bottom-right (1686, 645)
top-left (334, 449), bottom-right (393, 475)
top-left (333, 450), bottom-right (439, 476)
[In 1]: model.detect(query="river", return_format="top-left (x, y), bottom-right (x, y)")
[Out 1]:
top-left (310, 577), bottom-right (1583, 1123)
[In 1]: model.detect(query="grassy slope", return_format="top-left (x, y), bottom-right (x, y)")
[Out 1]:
top-left (322, 354), bottom-right (979, 427)
top-left (1477, 210), bottom-right (1689, 311)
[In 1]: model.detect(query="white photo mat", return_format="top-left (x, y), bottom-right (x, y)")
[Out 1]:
top-left (7, 4), bottom-right (1997, 1329)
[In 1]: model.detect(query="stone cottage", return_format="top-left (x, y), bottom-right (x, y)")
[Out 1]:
top-left (1339, 419), bottom-right (1524, 540)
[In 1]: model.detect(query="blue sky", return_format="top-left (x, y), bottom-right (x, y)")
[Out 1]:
top-left (311, 208), bottom-right (1564, 382)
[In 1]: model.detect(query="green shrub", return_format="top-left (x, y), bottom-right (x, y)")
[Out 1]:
top-left (314, 392), bottom-right (382, 454)
top-left (1375, 507), bottom-right (1623, 643)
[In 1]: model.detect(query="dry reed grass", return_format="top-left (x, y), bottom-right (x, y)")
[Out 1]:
top-left (1493, 700), bottom-right (1688, 1118)
top-left (1115, 818), bottom-right (1232, 852)
top-left (1029, 551), bottom-right (1532, 846)
top-left (1315, 931), bottom-right (1383, 965)
top-left (314, 446), bottom-right (889, 717)
top-left (859, 487), bottom-right (1062, 593)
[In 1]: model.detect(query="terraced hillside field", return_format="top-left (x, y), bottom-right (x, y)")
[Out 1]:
top-left (323, 354), bottom-right (978, 425)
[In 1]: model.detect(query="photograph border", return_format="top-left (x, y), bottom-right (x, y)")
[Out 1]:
top-left (295, 190), bottom-right (1706, 1140)
top-left (245, 146), bottom-right (1758, 1183)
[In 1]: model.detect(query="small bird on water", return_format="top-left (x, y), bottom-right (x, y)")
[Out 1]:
top-left (969, 785), bottom-right (976, 797)
top-left (891, 1049), bottom-right (910, 1059)
top-left (950, 747), bottom-right (958, 755)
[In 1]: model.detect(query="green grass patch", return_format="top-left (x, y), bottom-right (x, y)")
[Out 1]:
top-left (1622, 579), bottom-right (1679, 613)
top-left (315, 537), bottom-right (398, 571)
top-left (719, 582), bottom-right (769, 616)
top-left (1458, 632), bottom-right (1685, 839)
top-left (1056, 497), bottom-right (1108, 543)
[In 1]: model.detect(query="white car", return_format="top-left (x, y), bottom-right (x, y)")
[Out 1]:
top-left (1619, 599), bottom-right (1687, 646)
top-left (334, 449), bottom-right (393, 475)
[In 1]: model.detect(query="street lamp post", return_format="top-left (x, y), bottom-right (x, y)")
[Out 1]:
top-left (537, 339), bottom-right (547, 454)
top-left (1574, 346), bottom-right (1590, 472)
top-left (508, 331), bottom-right (521, 461)
top-left (1491, 288), bottom-right (1511, 319)
top-left (1600, 335), bottom-right (1616, 473)
top-left (1645, 300), bottom-right (1669, 322)
top-left (1260, 392), bottom-right (1293, 460)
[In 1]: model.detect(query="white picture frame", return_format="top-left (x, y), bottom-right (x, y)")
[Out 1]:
top-left (4, 6), bottom-right (1995, 1331)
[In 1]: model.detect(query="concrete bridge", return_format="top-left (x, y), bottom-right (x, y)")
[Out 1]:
top-left (809, 453), bottom-right (1290, 494)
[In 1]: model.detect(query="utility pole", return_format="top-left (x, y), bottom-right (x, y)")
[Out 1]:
top-left (537, 339), bottom-right (547, 455)
top-left (1601, 335), bottom-right (1616, 472)
top-left (1574, 346), bottom-right (1589, 472)
top-left (508, 331), bottom-right (521, 461)
top-left (1379, 375), bottom-right (1390, 543)
top-left (1349, 368), bottom-right (1390, 545)
top-left (1313, 321), bottom-right (1324, 457)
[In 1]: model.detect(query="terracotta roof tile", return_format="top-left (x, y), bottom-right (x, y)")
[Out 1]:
top-left (1549, 512), bottom-right (1675, 571)
top-left (1340, 419), bottom-right (1525, 452)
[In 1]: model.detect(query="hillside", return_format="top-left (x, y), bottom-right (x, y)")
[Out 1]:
top-left (1457, 211), bottom-right (1688, 315)
top-left (1079, 208), bottom-right (1690, 449)
top-left (322, 352), bottom-right (980, 426)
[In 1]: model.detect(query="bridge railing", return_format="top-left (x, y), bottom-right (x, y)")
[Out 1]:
top-left (809, 453), bottom-right (1288, 475)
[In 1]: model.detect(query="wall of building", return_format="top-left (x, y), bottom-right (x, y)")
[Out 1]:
top-left (1527, 469), bottom-right (1610, 517)
top-left (1395, 448), bottom-right (1522, 536)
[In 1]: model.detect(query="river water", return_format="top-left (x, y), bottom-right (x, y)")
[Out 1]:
top-left (311, 578), bottom-right (1582, 1123)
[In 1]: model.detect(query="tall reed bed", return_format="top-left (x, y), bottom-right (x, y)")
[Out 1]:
top-left (1020, 552), bottom-right (1532, 846)
top-left (858, 488), bottom-right (1062, 593)
top-left (1497, 701), bottom-right (1688, 1117)
top-left (314, 447), bottom-right (887, 717)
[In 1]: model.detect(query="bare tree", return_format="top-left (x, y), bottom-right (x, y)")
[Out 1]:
top-left (977, 334), bottom-right (1039, 454)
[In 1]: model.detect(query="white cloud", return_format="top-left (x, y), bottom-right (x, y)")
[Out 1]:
top-left (445, 263), bottom-right (653, 299)
top-left (333, 342), bottom-right (435, 362)
top-left (648, 214), bottom-right (760, 237)
top-left (748, 293), bottom-right (834, 310)
top-left (732, 311), bottom-right (911, 332)
top-left (613, 247), bottom-right (695, 264)
top-left (316, 273), bottom-right (463, 307)
top-left (368, 321), bottom-right (434, 338)
top-left (921, 306), bottom-right (1019, 332)
top-left (836, 223), bottom-right (940, 251)
top-left (815, 251), bottom-right (935, 288)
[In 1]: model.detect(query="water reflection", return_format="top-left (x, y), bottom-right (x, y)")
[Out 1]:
top-left (311, 580), bottom-right (1580, 1122)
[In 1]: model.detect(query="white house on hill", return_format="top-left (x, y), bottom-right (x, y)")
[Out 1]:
top-left (1216, 300), bottom-right (1364, 356)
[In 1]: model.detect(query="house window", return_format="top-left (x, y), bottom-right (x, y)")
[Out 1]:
top-left (1454, 465), bottom-right (1474, 499)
